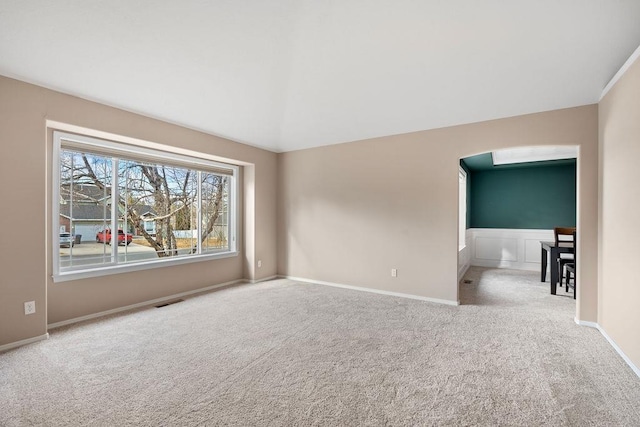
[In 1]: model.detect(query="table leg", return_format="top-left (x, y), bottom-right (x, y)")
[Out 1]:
top-left (550, 247), bottom-right (558, 295)
top-left (541, 247), bottom-right (548, 282)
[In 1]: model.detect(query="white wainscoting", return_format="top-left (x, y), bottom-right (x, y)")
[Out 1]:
top-left (468, 228), bottom-right (554, 272)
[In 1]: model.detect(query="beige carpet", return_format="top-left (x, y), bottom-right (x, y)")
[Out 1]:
top-left (1, 268), bottom-right (639, 426)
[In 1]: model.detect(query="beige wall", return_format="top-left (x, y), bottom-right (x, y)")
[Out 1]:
top-left (0, 73), bottom-right (604, 350)
top-left (599, 57), bottom-right (640, 369)
top-left (278, 106), bottom-right (599, 319)
top-left (0, 76), bottom-right (277, 346)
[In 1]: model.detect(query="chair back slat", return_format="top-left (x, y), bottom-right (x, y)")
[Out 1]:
top-left (554, 227), bottom-right (576, 247)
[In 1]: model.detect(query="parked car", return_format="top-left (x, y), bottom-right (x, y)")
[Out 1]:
top-left (96, 229), bottom-right (133, 245)
top-left (60, 232), bottom-right (74, 248)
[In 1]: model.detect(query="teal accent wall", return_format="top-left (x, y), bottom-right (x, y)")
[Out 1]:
top-left (469, 163), bottom-right (576, 229)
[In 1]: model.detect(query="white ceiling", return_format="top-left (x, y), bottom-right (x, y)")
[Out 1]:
top-left (1, 1), bottom-right (640, 153)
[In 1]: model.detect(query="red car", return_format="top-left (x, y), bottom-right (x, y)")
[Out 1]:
top-left (96, 229), bottom-right (133, 245)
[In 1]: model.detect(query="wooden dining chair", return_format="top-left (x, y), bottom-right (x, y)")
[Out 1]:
top-left (564, 233), bottom-right (576, 300)
top-left (564, 262), bottom-right (576, 299)
top-left (554, 227), bottom-right (576, 286)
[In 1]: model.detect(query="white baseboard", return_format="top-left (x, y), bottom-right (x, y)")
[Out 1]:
top-left (458, 263), bottom-right (470, 282)
top-left (471, 259), bottom-right (543, 272)
top-left (281, 275), bottom-right (460, 306)
top-left (597, 325), bottom-right (640, 378)
top-left (48, 278), bottom-right (245, 329)
top-left (0, 333), bottom-right (49, 353)
top-left (574, 318), bottom-right (598, 329)
top-left (248, 275), bottom-right (279, 284)
top-left (575, 318), bottom-right (640, 378)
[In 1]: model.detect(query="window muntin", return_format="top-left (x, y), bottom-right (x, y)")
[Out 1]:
top-left (54, 131), bottom-right (238, 281)
top-left (59, 150), bottom-right (114, 269)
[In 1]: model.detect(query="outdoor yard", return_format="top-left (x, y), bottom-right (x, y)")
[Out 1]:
top-left (58, 236), bottom-right (228, 269)
top-left (133, 236), bottom-right (226, 251)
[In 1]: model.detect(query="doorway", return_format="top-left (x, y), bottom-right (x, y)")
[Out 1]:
top-left (458, 146), bottom-right (579, 303)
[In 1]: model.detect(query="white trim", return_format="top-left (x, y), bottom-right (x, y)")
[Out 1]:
top-left (458, 166), bottom-right (467, 249)
top-left (48, 279), bottom-right (245, 329)
top-left (574, 319), bottom-right (640, 378)
top-left (0, 333), bottom-right (49, 353)
top-left (458, 263), bottom-right (470, 283)
top-left (600, 43), bottom-right (640, 100)
top-left (248, 275), bottom-right (279, 284)
top-left (52, 251), bottom-right (239, 283)
top-left (458, 230), bottom-right (471, 282)
top-left (597, 324), bottom-right (640, 378)
top-left (492, 146), bottom-right (578, 165)
top-left (46, 120), bottom-right (254, 166)
top-left (574, 317), bottom-right (598, 329)
top-left (280, 275), bottom-right (460, 306)
top-left (56, 131), bottom-right (237, 175)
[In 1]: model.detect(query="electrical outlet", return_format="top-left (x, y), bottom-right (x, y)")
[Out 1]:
top-left (24, 301), bottom-right (36, 315)
top-left (391, 268), bottom-right (397, 277)
top-left (257, 260), bottom-right (262, 268)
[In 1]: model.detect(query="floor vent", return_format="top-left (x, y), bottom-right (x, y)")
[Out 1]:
top-left (463, 279), bottom-right (473, 284)
top-left (155, 299), bottom-right (184, 308)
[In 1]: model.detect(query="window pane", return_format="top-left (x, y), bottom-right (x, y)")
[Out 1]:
top-left (59, 150), bottom-right (113, 270)
top-left (118, 160), bottom-right (198, 261)
top-left (201, 173), bottom-right (229, 253)
top-left (116, 159), bottom-right (155, 264)
top-left (55, 130), bottom-right (238, 279)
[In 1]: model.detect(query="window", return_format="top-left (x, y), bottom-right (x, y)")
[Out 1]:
top-left (53, 131), bottom-right (238, 281)
top-left (459, 167), bottom-right (467, 249)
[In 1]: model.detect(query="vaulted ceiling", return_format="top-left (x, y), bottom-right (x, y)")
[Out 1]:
top-left (1, 1), bottom-right (639, 152)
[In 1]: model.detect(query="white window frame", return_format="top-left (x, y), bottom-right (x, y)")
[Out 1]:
top-left (52, 130), bottom-right (239, 282)
top-left (459, 167), bottom-right (467, 250)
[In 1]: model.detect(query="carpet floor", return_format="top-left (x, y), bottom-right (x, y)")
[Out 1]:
top-left (1, 267), bottom-right (639, 426)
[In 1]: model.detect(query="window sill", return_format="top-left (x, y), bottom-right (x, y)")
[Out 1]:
top-left (53, 250), bottom-right (239, 283)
